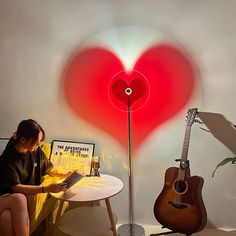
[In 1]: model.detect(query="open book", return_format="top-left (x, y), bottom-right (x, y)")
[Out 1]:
top-left (62, 171), bottom-right (84, 189)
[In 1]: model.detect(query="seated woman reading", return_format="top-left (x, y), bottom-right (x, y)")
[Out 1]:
top-left (0, 119), bottom-right (67, 236)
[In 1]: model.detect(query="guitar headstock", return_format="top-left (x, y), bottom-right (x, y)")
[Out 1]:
top-left (186, 108), bottom-right (198, 126)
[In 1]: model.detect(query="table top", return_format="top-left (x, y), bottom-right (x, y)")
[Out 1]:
top-left (50, 174), bottom-right (123, 202)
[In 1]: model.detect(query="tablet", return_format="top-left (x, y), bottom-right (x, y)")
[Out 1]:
top-left (62, 171), bottom-right (84, 189)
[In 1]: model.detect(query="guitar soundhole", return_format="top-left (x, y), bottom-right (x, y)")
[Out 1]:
top-left (174, 179), bottom-right (187, 193)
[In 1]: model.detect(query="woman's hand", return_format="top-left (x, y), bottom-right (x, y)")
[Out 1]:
top-left (45, 182), bottom-right (67, 193)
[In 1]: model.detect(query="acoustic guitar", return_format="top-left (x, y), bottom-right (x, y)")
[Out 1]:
top-left (153, 108), bottom-right (207, 235)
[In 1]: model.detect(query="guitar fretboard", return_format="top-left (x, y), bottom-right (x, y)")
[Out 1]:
top-left (178, 125), bottom-right (192, 180)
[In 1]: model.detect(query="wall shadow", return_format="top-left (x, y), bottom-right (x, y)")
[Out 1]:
top-left (198, 112), bottom-right (236, 155)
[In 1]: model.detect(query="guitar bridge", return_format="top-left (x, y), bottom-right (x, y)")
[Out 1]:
top-left (168, 200), bottom-right (188, 209)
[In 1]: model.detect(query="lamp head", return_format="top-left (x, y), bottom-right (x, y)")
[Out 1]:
top-left (125, 87), bottom-right (132, 96)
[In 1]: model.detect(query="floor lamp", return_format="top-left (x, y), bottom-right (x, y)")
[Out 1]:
top-left (117, 87), bottom-right (145, 236)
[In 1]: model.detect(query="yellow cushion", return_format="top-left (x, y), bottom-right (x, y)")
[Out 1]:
top-left (28, 142), bottom-right (58, 234)
top-left (27, 176), bottom-right (59, 235)
top-left (40, 142), bottom-right (51, 159)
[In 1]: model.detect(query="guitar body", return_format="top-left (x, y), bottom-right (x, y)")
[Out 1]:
top-left (154, 167), bottom-right (207, 235)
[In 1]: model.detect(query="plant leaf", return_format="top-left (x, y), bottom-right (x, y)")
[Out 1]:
top-left (212, 157), bottom-right (236, 177)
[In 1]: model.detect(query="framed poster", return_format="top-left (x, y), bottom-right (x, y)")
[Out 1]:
top-left (0, 138), bottom-right (9, 155)
top-left (50, 140), bottom-right (95, 176)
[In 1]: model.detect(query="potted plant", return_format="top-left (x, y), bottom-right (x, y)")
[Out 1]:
top-left (212, 157), bottom-right (236, 177)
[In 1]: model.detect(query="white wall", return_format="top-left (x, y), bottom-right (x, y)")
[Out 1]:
top-left (1, 0), bottom-right (236, 230)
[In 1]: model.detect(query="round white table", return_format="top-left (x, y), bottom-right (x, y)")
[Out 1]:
top-left (50, 174), bottom-right (123, 236)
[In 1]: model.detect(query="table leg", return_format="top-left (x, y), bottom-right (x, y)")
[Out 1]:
top-left (53, 200), bottom-right (65, 236)
top-left (105, 198), bottom-right (118, 236)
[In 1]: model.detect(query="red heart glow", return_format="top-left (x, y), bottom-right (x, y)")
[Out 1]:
top-left (111, 78), bottom-right (146, 106)
top-left (63, 44), bottom-right (196, 152)
top-left (109, 70), bottom-right (150, 111)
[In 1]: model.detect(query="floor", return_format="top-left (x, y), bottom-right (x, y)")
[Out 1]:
top-left (144, 225), bottom-right (236, 236)
top-left (32, 223), bottom-right (236, 236)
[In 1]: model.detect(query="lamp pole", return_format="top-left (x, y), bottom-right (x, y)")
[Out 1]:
top-left (117, 88), bottom-right (145, 236)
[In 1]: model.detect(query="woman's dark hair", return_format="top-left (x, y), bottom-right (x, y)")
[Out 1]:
top-left (15, 119), bottom-right (45, 144)
top-left (2, 119), bottom-right (45, 153)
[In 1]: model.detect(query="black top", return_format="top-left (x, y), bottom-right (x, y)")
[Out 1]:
top-left (0, 138), bottom-right (53, 196)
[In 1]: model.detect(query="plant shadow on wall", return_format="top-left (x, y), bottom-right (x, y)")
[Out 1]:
top-left (197, 112), bottom-right (236, 177)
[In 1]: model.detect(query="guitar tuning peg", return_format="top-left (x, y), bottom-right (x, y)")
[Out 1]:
top-left (194, 119), bottom-right (202, 124)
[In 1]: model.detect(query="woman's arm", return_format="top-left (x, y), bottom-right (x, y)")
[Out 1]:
top-left (11, 182), bottom-right (67, 194)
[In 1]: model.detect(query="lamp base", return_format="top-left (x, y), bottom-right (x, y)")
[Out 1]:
top-left (118, 223), bottom-right (145, 236)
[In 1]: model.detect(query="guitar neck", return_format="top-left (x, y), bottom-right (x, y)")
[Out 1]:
top-left (181, 125), bottom-right (192, 161)
top-left (178, 125), bottom-right (192, 179)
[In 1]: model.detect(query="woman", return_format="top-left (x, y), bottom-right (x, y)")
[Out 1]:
top-left (0, 119), bottom-right (67, 236)
top-left (0, 193), bottom-right (29, 236)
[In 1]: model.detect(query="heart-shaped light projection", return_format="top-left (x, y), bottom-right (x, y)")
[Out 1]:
top-left (63, 44), bottom-right (196, 151)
